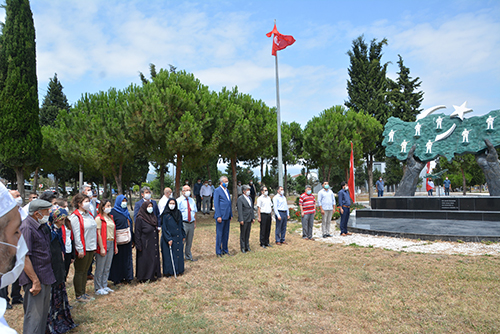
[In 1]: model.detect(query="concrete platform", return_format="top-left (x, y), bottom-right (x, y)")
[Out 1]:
top-left (347, 216), bottom-right (500, 242)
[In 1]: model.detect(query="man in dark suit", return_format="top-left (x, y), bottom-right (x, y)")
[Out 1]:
top-left (134, 186), bottom-right (161, 228)
top-left (249, 180), bottom-right (257, 205)
top-left (237, 185), bottom-right (254, 253)
top-left (213, 176), bottom-right (232, 257)
top-left (338, 181), bottom-right (352, 236)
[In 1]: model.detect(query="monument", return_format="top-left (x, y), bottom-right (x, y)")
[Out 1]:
top-left (353, 103), bottom-right (500, 242)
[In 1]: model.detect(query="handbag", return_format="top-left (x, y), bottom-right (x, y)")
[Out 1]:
top-left (116, 220), bottom-right (132, 245)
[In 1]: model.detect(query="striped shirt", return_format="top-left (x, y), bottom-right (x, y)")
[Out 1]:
top-left (299, 193), bottom-right (316, 215)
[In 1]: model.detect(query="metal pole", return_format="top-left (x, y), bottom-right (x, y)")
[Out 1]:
top-left (274, 20), bottom-right (283, 188)
top-left (79, 165), bottom-right (83, 190)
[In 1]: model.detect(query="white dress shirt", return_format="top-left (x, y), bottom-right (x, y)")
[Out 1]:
top-left (158, 195), bottom-right (170, 215)
top-left (257, 195), bottom-right (273, 214)
top-left (318, 189), bottom-right (336, 210)
top-left (200, 185), bottom-right (213, 197)
top-left (176, 196), bottom-right (197, 222)
top-left (272, 194), bottom-right (289, 216)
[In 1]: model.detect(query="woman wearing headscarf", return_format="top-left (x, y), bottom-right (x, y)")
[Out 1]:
top-left (135, 201), bottom-right (161, 282)
top-left (94, 199), bottom-right (117, 295)
top-left (70, 193), bottom-right (97, 302)
top-left (161, 198), bottom-right (186, 277)
top-left (46, 208), bottom-right (78, 333)
top-left (108, 195), bottom-right (134, 285)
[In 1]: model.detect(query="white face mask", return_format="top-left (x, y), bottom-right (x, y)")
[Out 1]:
top-left (82, 201), bottom-right (91, 211)
top-left (144, 193), bottom-right (151, 200)
top-left (87, 190), bottom-right (93, 197)
top-left (345, 186), bottom-right (349, 191)
top-left (121, 202), bottom-right (127, 209)
top-left (147, 207), bottom-right (153, 214)
top-left (0, 235), bottom-right (28, 289)
top-left (37, 213), bottom-right (50, 225)
top-left (264, 191), bottom-right (268, 196)
top-left (184, 191), bottom-right (191, 197)
top-left (168, 204), bottom-right (175, 210)
top-left (15, 197), bottom-right (23, 206)
top-left (104, 207), bottom-right (112, 214)
top-left (246, 191), bottom-right (250, 196)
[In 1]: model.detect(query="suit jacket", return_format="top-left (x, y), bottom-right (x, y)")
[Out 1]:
top-left (213, 186), bottom-right (232, 220)
top-left (237, 195), bottom-right (254, 223)
top-left (134, 198), bottom-right (161, 228)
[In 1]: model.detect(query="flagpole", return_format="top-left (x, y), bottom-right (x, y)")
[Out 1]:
top-left (274, 19), bottom-right (284, 188)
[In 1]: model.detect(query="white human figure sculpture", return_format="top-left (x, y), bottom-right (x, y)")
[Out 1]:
top-left (388, 129), bottom-right (396, 142)
top-left (415, 122), bottom-right (422, 136)
top-left (462, 128), bottom-right (470, 143)
top-left (436, 116), bottom-right (443, 129)
top-left (401, 140), bottom-right (408, 153)
top-left (426, 140), bottom-right (433, 154)
top-left (486, 116), bottom-right (495, 130)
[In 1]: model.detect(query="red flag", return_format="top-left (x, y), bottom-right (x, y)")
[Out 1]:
top-left (425, 162), bottom-right (432, 192)
top-left (266, 23), bottom-right (295, 56)
top-left (348, 141), bottom-right (356, 203)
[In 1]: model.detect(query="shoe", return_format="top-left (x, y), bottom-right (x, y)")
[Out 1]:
top-left (6, 303), bottom-right (12, 310)
top-left (12, 298), bottom-right (23, 305)
top-left (189, 258), bottom-right (198, 262)
top-left (217, 254), bottom-right (223, 258)
top-left (104, 287), bottom-right (114, 293)
top-left (308, 238), bottom-right (314, 241)
top-left (276, 242), bottom-right (282, 245)
top-left (76, 296), bottom-right (89, 303)
top-left (346, 232), bottom-right (352, 235)
top-left (282, 241), bottom-right (288, 245)
top-left (266, 244), bottom-right (273, 248)
top-left (261, 245), bottom-right (267, 248)
top-left (327, 234), bottom-right (332, 237)
top-left (96, 289), bottom-right (108, 295)
top-left (246, 248), bottom-right (251, 252)
top-left (322, 234), bottom-right (327, 238)
top-left (83, 294), bottom-right (95, 301)
top-left (87, 274), bottom-right (94, 280)
top-left (241, 249), bottom-right (246, 253)
top-left (341, 233), bottom-right (347, 236)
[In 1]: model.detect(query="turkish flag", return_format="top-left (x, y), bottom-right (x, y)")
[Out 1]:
top-left (348, 142), bottom-right (356, 203)
top-left (266, 24), bottom-right (295, 56)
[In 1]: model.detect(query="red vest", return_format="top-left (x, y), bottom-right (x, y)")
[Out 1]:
top-left (73, 209), bottom-right (94, 256)
top-left (96, 213), bottom-right (117, 254)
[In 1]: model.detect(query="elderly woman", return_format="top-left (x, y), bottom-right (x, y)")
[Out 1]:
top-left (109, 195), bottom-right (134, 285)
top-left (70, 193), bottom-right (97, 302)
top-left (135, 201), bottom-right (161, 282)
top-left (94, 199), bottom-right (117, 295)
top-left (47, 208), bottom-right (77, 333)
top-left (161, 199), bottom-right (186, 277)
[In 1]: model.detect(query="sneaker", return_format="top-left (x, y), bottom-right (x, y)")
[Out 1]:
top-left (104, 287), bottom-right (114, 293)
top-left (83, 294), bottom-right (95, 301)
top-left (76, 296), bottom-right (89, 303)
top-left (95, 289), bottom-right (108, 295)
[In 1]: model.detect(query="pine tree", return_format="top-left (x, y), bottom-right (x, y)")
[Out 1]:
top-left (0, 0), bottom-right (41, 200)
top-left (40, 73), bottom-right (70, 126)
top-left (388, 55), bottom-right (424, 122)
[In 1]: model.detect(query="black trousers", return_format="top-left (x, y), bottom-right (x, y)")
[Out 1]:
top-left (196, 194), bottom-right (202, 212)
top-left (64, 252), bottom-right (73, 281)
top-left (260, 213), bottom-right (272, 246)
top-left (0, 278), bottom-right (22, 303)
top-left (240, 221), bottom-right (252, 251)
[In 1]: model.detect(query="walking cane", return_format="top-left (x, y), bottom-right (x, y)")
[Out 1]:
top-left (169, 244), bottom-right (177, 279)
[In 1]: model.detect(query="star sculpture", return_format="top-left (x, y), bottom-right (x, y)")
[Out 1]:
top-left (450, 101), bottom-right (473, 121)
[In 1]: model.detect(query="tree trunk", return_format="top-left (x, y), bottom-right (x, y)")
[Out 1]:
top-left (175, 151), bottom-right (183, 197)
top-left (367, 154), bottom-right (374, 205)
top-left (54, 176), bottom-right (59, 197)
top-left (33, 167), bottom-right (39, 194)
top-left (461, 167), bottom-right (466, 196)
top-left (284, 163), bottom-right (288, 196)
top-left (102, 175), bottom-right (108, 198)
top-left (207, 164), bottom-right (211, 180)
top-left (231, 155), bottom-right (238, 212)
top-left (61, 180), bottom-right (66, 196)
top-left (260, 158), bottom-right (264, 183)
top-left (159, 165), bottom-right (165, 194)
top-left (327, 166), bottom-right (331, 184)
top-left (14, 166), bottom-right (25, 203)
top-left (112, 163), bottom-right (123, 195)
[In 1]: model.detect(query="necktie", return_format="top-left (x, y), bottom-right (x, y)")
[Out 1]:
top-left (187, 198), bottom-right (191, 221)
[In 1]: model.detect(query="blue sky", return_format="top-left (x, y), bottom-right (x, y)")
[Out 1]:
top-left (2, 0), bottom-right (500, 177)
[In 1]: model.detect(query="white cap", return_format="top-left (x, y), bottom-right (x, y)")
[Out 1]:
top-left (0, 182), bottom-right (17, 218)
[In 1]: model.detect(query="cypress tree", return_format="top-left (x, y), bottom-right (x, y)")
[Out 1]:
top-left (40, 73), bottom-right (70, 126)
top-left (0, 0), bottom-right (41, 199)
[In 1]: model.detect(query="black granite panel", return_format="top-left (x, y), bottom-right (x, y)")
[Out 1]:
top-left (475, 197), bottom-right (500, 211)
top-left (460, 198), bottom-right (475, 211)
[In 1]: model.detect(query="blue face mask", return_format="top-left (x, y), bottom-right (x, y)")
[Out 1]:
top-left (306, 190), bottom-right (312, 195)
top-left (222, 182), bottom-right (227, 188)
top-left (324, 185), bottom-right (330, 189)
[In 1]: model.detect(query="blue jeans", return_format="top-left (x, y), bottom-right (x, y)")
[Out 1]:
top-left (275, 211), bottom-right (288, 243)
top-left (428, 190), bottom-right (433, 196)
top-left (340, 207), bottom-right (350, 235)
top-left (378, 190), bottom-right (383, 197)
top-left (445, 188), bottom-right (450, 196)
top-left (215, 219), bottom-right (230, 255)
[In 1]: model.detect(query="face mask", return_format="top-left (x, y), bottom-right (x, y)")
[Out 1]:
top-left (345, 186), bottom-right (349, 191)
top-left (204, 184), bottom-right (208, 187)
top-left (168, 204), bottom-right (175, 210)
top-left (222, 182), bottom-right (227, 188)
top-left (264, 191), bottom-right (268, 196)
top-left (306, 190), bottom-right (312, 195)
top-left (15, 197), bottom-right (23, 206)
top-left (324, 185), bottom-right (330, 189)
top-left (0, 235), bottom-right (28, 289)
top-left (87, 190), bottom-right (93, 197)
top-left (121, 202), bottom-right (127, 209)
top-left (147, 207), bottom-right (153, 214)
top-left (279, 190), bottom-right (283, 195)
top-left (82, 201), bottom-right (91, 211)
top-left (185, 181), bottom-right (189, 185)
top-left (246, 191), bottom-right (250, 196)
top-left (37, 213), bottom-right (50, 225)
top-left (144, 193), bottom-right (151, 200)
top-left (104, 207), bottom-right (112, 214)
top-left (184, 191), bottom-right (191, 197)
top-left (249, 181), bottom-right (253, 184)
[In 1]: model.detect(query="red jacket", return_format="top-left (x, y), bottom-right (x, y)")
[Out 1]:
top-left (96, 213), bottom-right (117, 254)
top-left (73, 209), bottom-right (90, 256)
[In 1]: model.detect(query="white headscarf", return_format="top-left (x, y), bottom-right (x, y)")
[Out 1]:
top-left (0, 182), bottom-right (17, 218)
